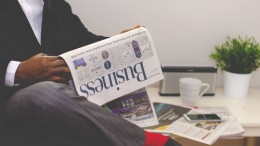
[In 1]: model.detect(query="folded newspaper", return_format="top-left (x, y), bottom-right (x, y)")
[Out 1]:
top-left (60, 27), bottom-right (163, 127)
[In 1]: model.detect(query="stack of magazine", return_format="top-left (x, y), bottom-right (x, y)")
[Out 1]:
top-left (145, 102), bottom-right (245, 145)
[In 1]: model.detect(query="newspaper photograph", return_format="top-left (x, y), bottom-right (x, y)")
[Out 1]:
top-left (104, 88), bottom-right (159, 128)
top-left (60, 27), bottom-right (164, 106)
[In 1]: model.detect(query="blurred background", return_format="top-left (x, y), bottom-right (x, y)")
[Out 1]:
top-left (66, 0), bottom-right (260, 88)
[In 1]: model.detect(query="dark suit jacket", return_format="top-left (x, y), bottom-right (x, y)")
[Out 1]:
top-left (0, 0), bottom-right (106, 89)
top-left (0, 0), bottom-right (107, 145)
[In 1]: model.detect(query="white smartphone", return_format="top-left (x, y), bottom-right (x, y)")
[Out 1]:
top-left (183, 113), bottom-right (223, 122)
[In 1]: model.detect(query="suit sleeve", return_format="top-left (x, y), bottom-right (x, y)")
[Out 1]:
top-left (52, 0), bottom-right (109, 52)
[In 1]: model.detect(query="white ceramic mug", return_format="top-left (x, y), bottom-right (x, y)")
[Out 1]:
top-left (179, 77), bottom-right (210, 106)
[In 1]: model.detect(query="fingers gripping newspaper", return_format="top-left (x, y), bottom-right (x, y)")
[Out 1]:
top-left (60, 27), bottom-right (163, 127)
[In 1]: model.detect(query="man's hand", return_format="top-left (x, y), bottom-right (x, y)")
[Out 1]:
top-left (15, 53), bottom-right (71, 84)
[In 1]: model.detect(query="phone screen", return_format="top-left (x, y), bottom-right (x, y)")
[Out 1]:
top-left (184, 114), bottom-right (222, 122)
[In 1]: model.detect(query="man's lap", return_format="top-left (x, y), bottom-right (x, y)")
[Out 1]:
top-left (3, 81), bottom-right (145, 146)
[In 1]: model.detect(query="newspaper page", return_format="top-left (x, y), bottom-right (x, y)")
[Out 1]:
top-left (195, 107), bottom-right (245, 137)
top-left (166, 110), bottom-right (235, 145)
top-left (146, 103), bottom-right (236, 145)
top-left (60, 27), bottom-right (164, 106)
top-left (103, 88), bottom-right (159, 128)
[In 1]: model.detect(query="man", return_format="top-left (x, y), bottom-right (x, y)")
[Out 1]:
top-left (0, 0), bottom-right (181, 146)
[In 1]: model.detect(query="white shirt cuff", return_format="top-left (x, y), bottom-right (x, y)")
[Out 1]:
top-left (5, 61), bottom-right (21, 86)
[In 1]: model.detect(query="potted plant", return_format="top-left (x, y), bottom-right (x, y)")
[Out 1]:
top-left (210, 36), bottom-right (260, 98)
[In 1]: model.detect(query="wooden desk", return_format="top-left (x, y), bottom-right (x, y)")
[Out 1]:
top-left (146, 86), bottom-right (260, 137)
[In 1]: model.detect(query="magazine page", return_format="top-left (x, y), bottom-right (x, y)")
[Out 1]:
top-left (166, 110), bottom-right (235, 145)
top-left (194, 106), bottom-right (245, 137)
top-left (60, 27), bottom-right (164, 106)
top-left (104, 88), bottom-right (159, 128)
top-left (146, 103), bottom-right (236, 145)
top-left (145, 102), bottom-right (191, 133)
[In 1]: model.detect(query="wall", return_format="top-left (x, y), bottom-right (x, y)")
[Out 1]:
top-left (66, 0), bottom-right (260, 88)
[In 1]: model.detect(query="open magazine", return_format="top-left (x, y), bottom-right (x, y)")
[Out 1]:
top-left (194, 106), bottom-right (245, 138)
top-left (145, 102), bottom-right (244, 145)
top-left (59, 27), bottom-right (163, 127)
top-left (145, 102), bottom-right (192, 132)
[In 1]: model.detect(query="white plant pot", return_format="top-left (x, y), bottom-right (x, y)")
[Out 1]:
top-left (224, 71), bottom-right (252, 98)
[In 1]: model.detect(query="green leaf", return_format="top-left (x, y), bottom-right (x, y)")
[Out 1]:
top-left (210, 36), bottom-right (260, 74)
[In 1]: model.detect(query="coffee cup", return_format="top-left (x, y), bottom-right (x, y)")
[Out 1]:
top-left (179, 77), bottom-right (210, 106)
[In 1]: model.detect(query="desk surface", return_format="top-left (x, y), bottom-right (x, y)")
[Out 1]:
top-left (146, 86), bottom-right (260, 136)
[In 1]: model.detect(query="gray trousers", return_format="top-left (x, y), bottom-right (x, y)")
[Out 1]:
top-left (5, 81), bottom-right (145, 146)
